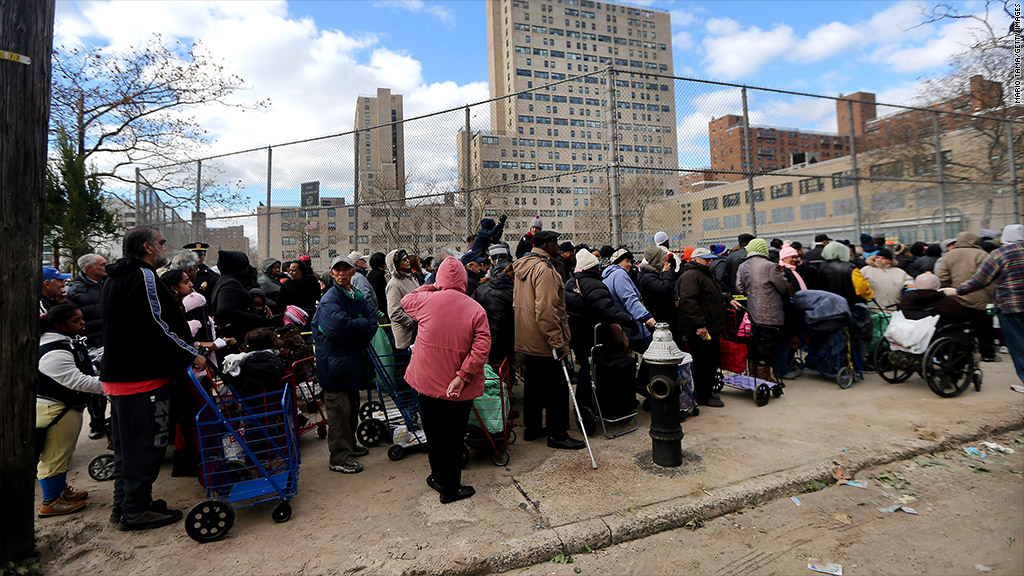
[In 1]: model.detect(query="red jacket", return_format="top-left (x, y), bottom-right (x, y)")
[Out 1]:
top-left (402, 258), bottom-right (491, 401)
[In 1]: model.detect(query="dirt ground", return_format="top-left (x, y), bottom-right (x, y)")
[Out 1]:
top-left (31, 354), bottom-right (1024, 575)
top-left (513, 432), bottom-right (1024, 576)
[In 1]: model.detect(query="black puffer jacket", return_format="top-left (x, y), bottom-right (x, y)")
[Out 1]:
top-left (818, 260), bottom-right (861, 306)
top-left (66, 271), bottom-right (104, 347)
top-left (636, 263), bottom-right (678, 328)
top-left (473, 269), bottom-right (515, 365)
top-left (676, 261), bottom-right (730, 335)
top-left (211, 251), bottom-right (270, 341)
top-left (565, 269), bottom-right (635, 352)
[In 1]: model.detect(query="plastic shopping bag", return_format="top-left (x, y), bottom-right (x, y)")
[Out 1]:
top-left (883, 310), bottom-right (938, 355)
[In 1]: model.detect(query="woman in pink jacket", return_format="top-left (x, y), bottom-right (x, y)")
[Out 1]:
top-left (402, 257), bottom-right (491, 504)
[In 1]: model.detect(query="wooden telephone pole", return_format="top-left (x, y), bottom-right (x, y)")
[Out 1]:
top-left (1, 0), bottom-right (55, 564)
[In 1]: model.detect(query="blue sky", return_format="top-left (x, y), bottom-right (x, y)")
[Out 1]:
top-left (53, 0), bottom-right (1004, 211)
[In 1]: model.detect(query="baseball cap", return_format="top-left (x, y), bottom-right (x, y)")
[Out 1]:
top-left (532, 230), bottom-right (560, 246)
top-left (611, 248), bottom-right (633, 264)
top-left (814, 233), bottom-right (832, 243)
top-left (558, 241), bottom-right (575, 253)
top-left (347, 251), bottom-right (369, 262)
top-left (460, 251), bottom-right (489, 266)
top-left (690, 248), bottom-right (717, 260)
top-left (330, 256), bottom-right (355, 269)
top-left (42, 266), bottom-right (72, 281)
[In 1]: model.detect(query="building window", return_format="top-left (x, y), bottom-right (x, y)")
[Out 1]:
top-left (702, 197), bottom-right (718, 211)
top-left (771, 206), bottom-right (794, 223)
top-left (770, 182), bottom-right (793, 199)
top-left (722, 193), bottom-right (740, 208)
top-left (831, 170), bottom-right (854, 189)
top-left (869, 161), bottom-right (903, 179)
top-left (800, 202), bottom-right (827, 220)
top-left (702, 217), bottom-right (720, 231)
top-left (798, 177), bottom-right (824, 195)
top-left (745, 188), bottom-right (764, 204)
top-left (282, 237), bottom-right (296, 246)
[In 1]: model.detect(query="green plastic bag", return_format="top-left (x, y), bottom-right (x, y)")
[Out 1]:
top-left (468, 364), bottom-right (509, 433)
top-left (371, 326), bottom-right (394, 385)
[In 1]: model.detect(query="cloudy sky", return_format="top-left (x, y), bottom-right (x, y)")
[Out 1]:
top-left (54, 0), bottom-right (1004, 222)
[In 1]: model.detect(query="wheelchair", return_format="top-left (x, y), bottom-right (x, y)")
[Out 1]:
top-left (873, 314), bottom-right (983, 398)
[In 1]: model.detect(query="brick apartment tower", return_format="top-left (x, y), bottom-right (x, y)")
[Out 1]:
top-left (355, 88), bottom-right (406, 208)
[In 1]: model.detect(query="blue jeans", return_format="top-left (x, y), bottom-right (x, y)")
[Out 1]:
top-left (999, 312), bottom-right (1024, 385)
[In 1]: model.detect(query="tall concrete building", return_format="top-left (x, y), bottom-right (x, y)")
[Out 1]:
top-left (475, 0), bottom-right (678, 244)
top-left (355, 88), bottom-right (407, 219)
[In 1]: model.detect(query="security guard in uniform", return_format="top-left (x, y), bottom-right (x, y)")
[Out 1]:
top-left (184, 242), bottom-right (221, 300)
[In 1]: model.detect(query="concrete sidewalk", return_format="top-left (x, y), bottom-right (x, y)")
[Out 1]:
top-left (37, 357), bottom-right (1024, 575)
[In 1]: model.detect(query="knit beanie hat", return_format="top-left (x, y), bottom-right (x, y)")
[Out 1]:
top-left (643, 245), bottom-right (666, 266)
top-left (822, 242), bottom-right (850, 262)
top-left (745, 238), bottom-right (769, 257)
top-left (576, 249), bottom-right (600, 271)
top-left (283, 305), bottom-right (309, 327)
top-left (1002, 224), bottom-right (1024, 244)
top-left (710, 244), bottom-right (727, 256)
top-left (600, 245), bottom-right (615, 259)
top-left (682, 247), bottom-right (695, 262)
top-left (530, 216), bottom-right (543, 229)
top-left (914, 273), bottom-right (940, 291)
top-left (653, 231), bottom-right (669, 246)
top-left (876, 248), bottom-right (894, 260)
top-left (779, 246), bottom-right (799, 261)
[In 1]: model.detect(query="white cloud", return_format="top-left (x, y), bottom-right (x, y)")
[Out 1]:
top-left (670, 10), bottom-right (697, 28)
top-left (372, 1), bottom-right (455, 30)
top-left (672, 31), bottom-right (695, 52)
top-left (53, 0), bottom-right (488, 242)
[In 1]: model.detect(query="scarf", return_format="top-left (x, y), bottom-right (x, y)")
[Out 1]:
top-left (779, 259), bottom-right (807, 290)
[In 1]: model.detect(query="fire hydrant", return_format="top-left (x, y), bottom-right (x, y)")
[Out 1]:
top-left (642, 323), bottom-right (685, 467)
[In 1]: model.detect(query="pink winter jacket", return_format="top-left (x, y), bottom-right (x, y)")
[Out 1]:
top-left (401, 257), bottom-right (492, 401)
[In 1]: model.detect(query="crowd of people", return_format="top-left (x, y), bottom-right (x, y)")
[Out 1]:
top-left (34, 218), bottom-right (1024, 524)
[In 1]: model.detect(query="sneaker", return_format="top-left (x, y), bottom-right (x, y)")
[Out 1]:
top-left (982, 356), bottom-right (1002, 363)
top-left (88, 429), bottom-right (105, 440)
top-left (1011, 384), bottom-right (1024, 394)
top-left (117, 508), bottom-right (183, 531)
top-left (109, 499), bottom-right (167, 525)
top-left (439, 485), bottom-right (475, 504)
top-left (60, 485), bottom-right (88, 502)
top-left (329, 458), bottom-right (363, 474)
top-left (39, 498), bottom-right (86, 518)
top-left (999, 346), bottom-right (1009, 354)
top-left (351, 444), bottom-right (369, 458)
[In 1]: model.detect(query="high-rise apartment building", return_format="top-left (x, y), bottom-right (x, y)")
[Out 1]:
top-left (474, 0), bottom-right (678, 244)
top-left (355, 88), bottom-right (406, 213)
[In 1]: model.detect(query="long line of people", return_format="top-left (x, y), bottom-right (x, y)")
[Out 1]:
top-left (34, 219), bottom-right (1024, 523)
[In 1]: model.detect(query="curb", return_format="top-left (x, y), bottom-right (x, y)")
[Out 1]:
top-left (455, 417), bottom-right (1024, 575)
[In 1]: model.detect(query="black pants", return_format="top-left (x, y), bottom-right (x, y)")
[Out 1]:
top-left (523, 354), bottom-right (569, 438)
top-left (87, 395), bottom-right (107, 431)
top-left (418, 394), bottom-right (472, 495)
top-left (110, 383), bottom-right (172, 517)
top-left (965, 307), bottom-right (996, 358)
top-left (687, 333), bottom-right (721, 404)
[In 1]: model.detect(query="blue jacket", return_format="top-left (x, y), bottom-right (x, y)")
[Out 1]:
top-left (312, 283), bottom-right (377, 391)
top-left (601, 264), bottom-right (653, 341)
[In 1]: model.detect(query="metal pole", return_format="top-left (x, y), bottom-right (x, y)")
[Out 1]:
top-left (194, 159), bottom-right (202, 241)
top-left (608, 66), bottom-right (621, 247)
top-left (353, 130), bottom-right (360, 251)
top-left (464, 106), bottom-right (472, 238)
top-left (741, 87), bottom-right (756, 236)
top-left (266, 146), bottom-right (272, 260)
top-left (135, 167), bottom-right (142, 225)
top-left (1006, 119), bottom-right (1021, 223)
top-left (933, 113), bottom-right (947, 239)
top-left (847, 101), bottom-right (862, 240)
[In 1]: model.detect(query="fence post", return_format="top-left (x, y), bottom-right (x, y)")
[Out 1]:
top-left (741, 87), bottom-right (756, 236)
top-left (265, 146), bottom-right (272, 260)
top-left (1007, 119), bottom-right (1021, 223)
top-left (608, 66), bottom-right (621, 247)
top-left (193, 159), bottom-right (202, 241)
top-left (933, 113), bottom-right (948, 240)
top-left (353, 130), bottom-right (361, 251)
top-left (847, 100), bottom-right (863, 240)
top-left (464, 106), bottom-right (472, 238)
top-left (135, 167), bottom-right (142, 224)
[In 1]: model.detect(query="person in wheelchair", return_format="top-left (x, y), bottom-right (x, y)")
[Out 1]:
top-left (899, 273), bottom-right (969, 327)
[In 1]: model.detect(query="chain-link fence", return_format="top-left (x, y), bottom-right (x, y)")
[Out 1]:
top-left (133, 67), bottom-right (1023, 270)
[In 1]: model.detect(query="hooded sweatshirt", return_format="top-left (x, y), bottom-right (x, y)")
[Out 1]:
top-left (401, 258), bottom-right (490, 401)
top-left (602, 263), bottom-right (653, 341)
top-left (385, 249), bottom-right (422, 349)
top-left (258, 257), bottom-right (282, 306)
top-left (936, 231), bottom-right (994, 310)
top-left (211, 251), bottom-right (271, 340)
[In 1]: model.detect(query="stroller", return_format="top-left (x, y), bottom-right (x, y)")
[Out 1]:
top-left (793, 290), bottom-right (864, 389)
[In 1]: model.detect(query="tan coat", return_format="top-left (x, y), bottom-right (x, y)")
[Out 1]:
top-left (936, 231), bottom-right (994, 310)
top-left (512, 248), bottom-right (570, 356)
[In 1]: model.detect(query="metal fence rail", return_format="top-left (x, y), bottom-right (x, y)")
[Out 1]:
top-left (133, 67), bottom-right (1022, 270)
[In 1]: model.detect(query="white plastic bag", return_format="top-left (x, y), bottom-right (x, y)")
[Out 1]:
top-left (883, 310), bottom-right (939, 354)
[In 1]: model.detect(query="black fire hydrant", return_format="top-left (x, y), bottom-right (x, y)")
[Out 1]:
top-left (642, 323), bottom-right (685, 467)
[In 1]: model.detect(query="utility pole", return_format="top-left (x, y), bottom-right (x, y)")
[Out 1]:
top-left (1, 0), bottom-right (56, 564)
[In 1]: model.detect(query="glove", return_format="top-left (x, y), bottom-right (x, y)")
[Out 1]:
top-left (499, 214), bottom-right (508, 224)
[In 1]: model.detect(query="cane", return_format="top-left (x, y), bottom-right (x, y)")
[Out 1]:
top-left (553, 348), bottom-right (598, 469)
